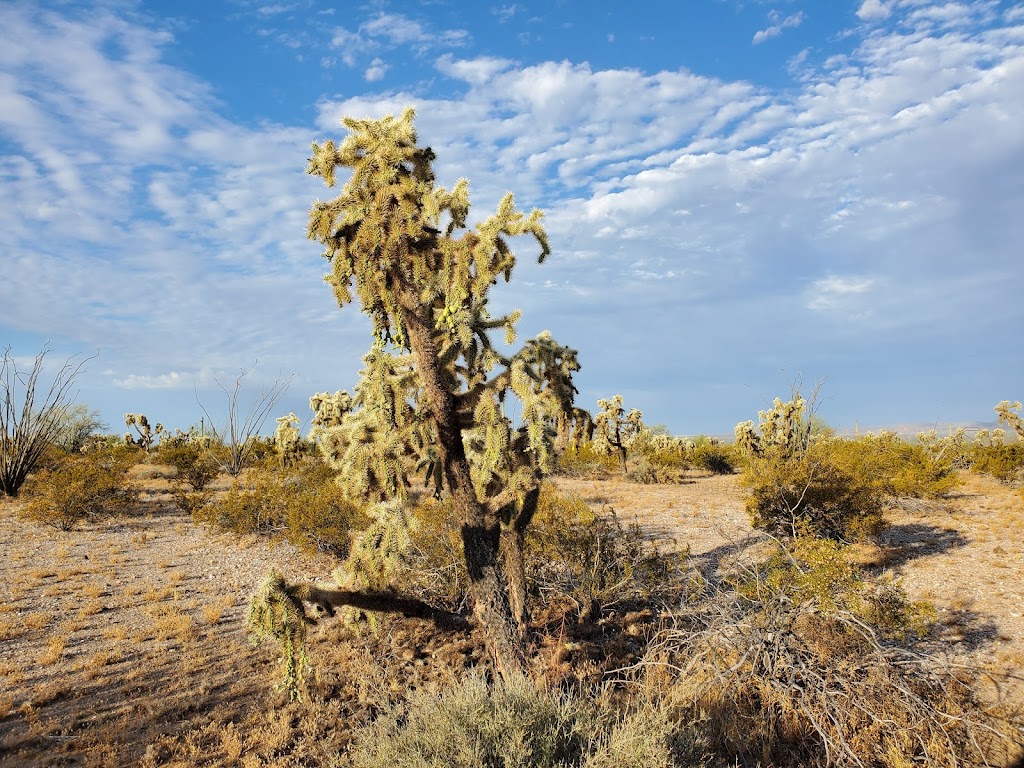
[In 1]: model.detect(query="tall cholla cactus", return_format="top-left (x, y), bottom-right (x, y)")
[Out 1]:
top-left (123, 413), bottom-right (164, 452)
top-left (297, 108), bottom-right (583, 679)
top-left (995, 400), bottom-right (1024, 439)
top-left (734, 394), bottom-right (812, 459)
top-left (274, 413), bottom-right (302, 468)
top-left (594, 395), bottom-right (644, 475)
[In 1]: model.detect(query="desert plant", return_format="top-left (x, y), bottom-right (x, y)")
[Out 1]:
top-left (593, 395), bottom-right (644, 475)
top-left (197, 362), bottom-right (293, 476)
top-left (526, 486), bottom-right (687, 621)
top-left (641, 538), bottom-right (1014, 768)
top-left (273, 108), bottom-right (584, 679)
top-left (197, 462), bottom-right (361, 556)
top-left (274, 412), bottom-right (302, 468)
top-left (736, 392), bottom-right (887, 540)
top-left (21, 446), bottom-right (137, 530)
top-left (123, 412), bottom-right (164, 451)
top-left (1, 346), bottom-right (94, 497)
top-left (555, 440), bottom-right (620, 477)
top-left (995, 400), bottom-right (1024, 439)
top-left (350, 673), bottom-right (708, 768)
top-left (50, 403), bottom-right (106, 453)
top-left (686, 436), bottom-right (735, 475)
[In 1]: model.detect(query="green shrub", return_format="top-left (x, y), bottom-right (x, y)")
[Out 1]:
top-left (160, 441), bottom-right (220, 492)
top-left (555, 442), bottom-right (620, 477)
top-left (969, 440), bottom-right (1024, 483)
top-left (686, 438), bottom-right (735, 475)
top-left (21, 446), bottom-right (138, 530)
top-left (197, 462), bottom-right (362, 556)
top-left (741, 438), bottom-right (886, 541)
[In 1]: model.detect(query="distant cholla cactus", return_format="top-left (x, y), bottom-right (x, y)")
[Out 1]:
top-left (594, 395), bottom-right (644, 475)
top-left (123, 413), bottom-right (164, 452)
top-left (995, 400), bottom-right (1024, 439)
top-left (734, 395), bottom-right (812, 459)
top-left (972, 428), bottom-right (1006, 448)
top-left (275, 413), bottom-right (302, 468)
top-left (916, 427), bottom-right (967, 465)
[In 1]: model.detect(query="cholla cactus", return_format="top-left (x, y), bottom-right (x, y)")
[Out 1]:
top-left (995, 400), bottom-right (1024, 439)
top-left (274, 413), bottom-right (302, 468)
top-left (972, 428), bottom-right (1006, 448)
top-left (248, 571), bottom-right (311, 701)
top-left (733, 394), bottom-right (812, 459)
top-left (123, 413), bottom-right (164, 452)
top-left (309, 390), bottom-right (353, 429)
top-left (916, 427), bottom-right (967, 465)
top-left (295, 109), bottom-right (584, 676)
top-left (594, 395), bottom-right (644, 475)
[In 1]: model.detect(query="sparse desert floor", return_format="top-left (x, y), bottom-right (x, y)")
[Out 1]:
top-left (0, 469), bottom-right (1022, 766)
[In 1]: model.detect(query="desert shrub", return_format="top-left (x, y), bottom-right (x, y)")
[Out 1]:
top-left (825, 433), bottom-right (961, 500)
top-left (626, 455), bottom-right (685, 484)
top-left (350, 673), bottom-right (712, 768)
top-left (645, 538), bottom-right (1013, 768)
top-left (196, 463), bottom-right (362, 556)
top-left (160, 441), bottom-right (220, 492)
top-left (21, 446), bottom-right (138, 530)
top-left (686, 437), bottom-right (735, 475)
top-left (741, 438), bottom-right (887, 541)
top-left (555, 441), bottom-right (620, 477)
top-left (969, 439), bottom-right (1024, 484)
top-left (526, 485), bottom-right (687, 620)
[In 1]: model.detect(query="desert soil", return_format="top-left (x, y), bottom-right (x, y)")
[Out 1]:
top-left (1, 467), bottom-right (1022, 766)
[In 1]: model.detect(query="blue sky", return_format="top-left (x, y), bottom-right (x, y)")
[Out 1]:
top-left (1, 0), bottom-right (1022, 438)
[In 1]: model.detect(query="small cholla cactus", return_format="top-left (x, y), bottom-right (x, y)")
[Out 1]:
top-left (594, 395), bottom-right (644, 475)
top-left (123, 413), bottom-right (164, 452)
top-left (995, 400), bottom-right (1024, 439)
top-left (275, 413), bottom-right (302, 468)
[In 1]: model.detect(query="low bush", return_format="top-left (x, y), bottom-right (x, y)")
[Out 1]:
top-left (555, 442), bottom-right (620, 477)
top-left (196, 462), bottom-right (362, 556)
top-left (350, 673), bottom-right (713, 768)
top-left (741, 439), bottom-right (887, 541)
top-left (21, 446), bottom-right (138, 530)
top-left (526, 485), bottom-right (687, 620)
top-left (645, 537), bottom-right (1012, 768)
top-left (160, 441), bottom-right (220, 492)
top-left (969, 441), bottom-right (1024, 484)
top-left (686, 438), bottom-right (735, 475)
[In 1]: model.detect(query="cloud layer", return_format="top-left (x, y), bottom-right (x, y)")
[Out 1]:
top-left (1, 1), bottom-right (1021, 433)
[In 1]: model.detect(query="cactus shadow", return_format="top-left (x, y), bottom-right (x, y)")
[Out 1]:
top-left (876, 522), bottom-right (969, 569)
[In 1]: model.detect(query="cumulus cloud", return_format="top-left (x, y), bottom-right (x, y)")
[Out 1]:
top-left (364, 57), bottom-right (388, 82)
top-left (856, 0), bottom-right (891, 22)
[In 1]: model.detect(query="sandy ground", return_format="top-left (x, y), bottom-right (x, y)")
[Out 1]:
top-left (1, 468), bottom-right (1022, 765)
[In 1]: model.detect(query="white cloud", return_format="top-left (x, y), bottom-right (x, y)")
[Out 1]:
top-left (329, 12), bottom-right (470, 68)
top-left (364, 57), bottom-right (389, 82)
top-left (806, 275), bottom-right (876, 310)
top-left (753, 10), bottom-right (805, 45)
top-left (857, 0), bottom-right (891, 22)
top-left (493, 5), bottom-right (518, 24)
